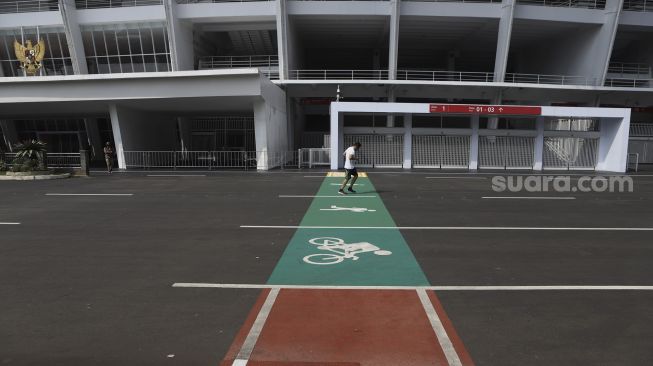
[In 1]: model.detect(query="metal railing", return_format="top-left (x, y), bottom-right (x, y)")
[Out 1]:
top-left (608, 62), bottom-right (652, 76)
top-left (0, 0), bottom-right (59, 13)
top-left (397, 70), bottom-right (494, 82)
top-left (623, 0), bottom-right (652, 11)
top-left (298, 148), bottom-right (331, 168)
top-left (604, 78), bottom-right (653, 88)
top-left (517, 0), bottom-right (606, 8)
top-left (176, 0), bottom-right (271, 3)
top-left (505, 73), bottom-right (594, 86)
top-left (198, 55), bottom-right (278, 69)
top-left (630, 123), bottom-right (653, 137)
top-left (289, 70), bottom-right (389, 80)
top-left (2, 153), bottom-right (81, 168)
top-left (124, 151), bottom-right (303, 170)
top-left (75, 0), bottom-right (162, 9)
top-left (404, 0), bottom-right (500, 2)
top-left (627, 153), bottom-right (639, 172)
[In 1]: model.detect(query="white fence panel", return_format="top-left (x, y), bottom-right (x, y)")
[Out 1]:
top-left (543, 137), bottom-right (598, 170)
top-left (343, 134), bottom-right (403, 168)
top-left (412, 135), bottom-right (470, 169)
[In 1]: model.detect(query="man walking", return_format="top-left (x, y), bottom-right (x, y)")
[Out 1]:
top-left (339, 142), bottom-right (361, 195)
top-left (103, 142), bottom-right (114, 174)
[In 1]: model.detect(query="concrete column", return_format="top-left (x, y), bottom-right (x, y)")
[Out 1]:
top-left (595, 0), bottom-right (624, 86)
top-left (330, 106), bottom-right (344, 170)
top-left (276, 0), bottom-right (289, 81)
top-left (533, 117), bottom-right (544, 171)
top-left (493, 0), bottom-right (515, 82)
top-left (108, 105), bottom-right (126, 169)
top-left (0, 120), bottom-right (19, 152)
top-left (403, 113), bottom-right (412, 169)
top-left (84, 117), bottom-right (103, 160)
top-left (469, 115), bottom-right (479, 170)
top-left (59, 0), bottom-right (88, 74)
top-left (388, 0), bottom-right (400, 80)
top-left (164, 0), bottom-right (195, 71)
top-left (387, 89), bottom-right (395, 127)
top-left (177, 117), bottom-right (192, 151)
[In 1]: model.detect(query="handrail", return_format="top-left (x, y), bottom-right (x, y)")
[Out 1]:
top-left (630, 123), bottom-right (653, 136)
top-left (623, 0), bottom-right (652, 11)
top-left (75, 0), bottom-right (163, 9)
top-left (604, 78), bottom-right (653, 88)
top-left (176, 0), bottom-right (271, 3)
top-left (198, 55), bottom-right (279, 69)
top-left (0, 0), bottom-right (59, 13)
top-left (505, 72), bottom-right (594, 86)
top-left (517, 0), bottom-right (606, 9)
top-left (608, 62), bottom-right (652, 76)
top-left (397, 70), bottom-right (494, 82)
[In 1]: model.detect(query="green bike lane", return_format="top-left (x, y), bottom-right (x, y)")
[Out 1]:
top-left (221, 174), bottom-right (474, 366)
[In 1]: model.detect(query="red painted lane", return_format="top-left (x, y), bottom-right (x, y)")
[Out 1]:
top-left (229, 289), bottom-right (472, 366)
top-left (220, 289), bottom-right (271, 366)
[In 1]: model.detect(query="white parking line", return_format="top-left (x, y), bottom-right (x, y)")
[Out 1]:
top-left (0, 222), bottom-right (20, 225)
top-left (232, 288), bottom-right (279, 366)
top-left (173, 283), bottom-right (653, 291)
top-left (417, 289), bottom-right (462, 366)
top-left (329, 183), bottom-right (364, 186)
top-left (45, 193), bottom-right (134, 196)
top-left (426, 177), bottom-right (487, 180)
top-left (303, 176), bottom-right (326, 178)
top-left (279, 195), bottom-right (376, 198)
top-left (147, 174), bottom-right (206, 177)
top-left (482, 196), bottom-right (576, 200)
top-left (240, 225), bottom-right (653, 231)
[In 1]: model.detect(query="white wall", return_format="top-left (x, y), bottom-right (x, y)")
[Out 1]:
top-left (254, 77), bottom-right (288, 169)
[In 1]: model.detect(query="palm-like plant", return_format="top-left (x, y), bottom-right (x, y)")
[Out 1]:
top-left (12, 139), bottom-right (48, 171)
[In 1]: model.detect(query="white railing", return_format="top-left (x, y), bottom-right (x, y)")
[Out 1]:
top-left (0, 0), bottom-right (59, 13)
top-left (75, 0), bottom-right (162, 9)
top-left (604, 78), bottom-right (653, 88)
top-left (505, 73), bottom-right (594, 86)
top-left (299, 148), bottom-right (331, 168)
top-left (608, 62), bottom-right (652, 76)
top-left (2, 153), bottom-right (81, 168)
top-left (630, 123), bottom-right (653, 136)
top-left (517, 0), bottom-right (606, 8)
top-left (397, 70), bottom-right (494, 82)
top-left (198, 55), bottom-right (279, 69)
top-left (176, 0), bottom-right (271, 3)
top-left (623, 0), bottom-right (652, 11)
top-left (289, 70), bottom-right (389, 80)
top-left (123, 151), bottom-right (303, 169)
top-left (627, 153), bottom-right (639, 172)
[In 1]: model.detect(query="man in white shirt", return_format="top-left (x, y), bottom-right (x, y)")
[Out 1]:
top-left (338, 142), bottom-right (361, 195)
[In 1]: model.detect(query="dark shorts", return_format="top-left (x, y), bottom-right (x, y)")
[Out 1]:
top-left (345, 168), bottom-right (358, 179)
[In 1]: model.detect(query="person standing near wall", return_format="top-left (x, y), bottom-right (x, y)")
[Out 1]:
top-left (103, 142), bottom-right (114, 174)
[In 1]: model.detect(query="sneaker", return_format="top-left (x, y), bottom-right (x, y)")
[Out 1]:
top-left (338, 189), bottom-right (346, 195)
top-left (347, 187), bottom-right (356, 193)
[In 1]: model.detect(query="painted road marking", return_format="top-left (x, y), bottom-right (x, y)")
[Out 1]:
top-left (279, 195), bottom-right (377, 198)
top-left (426, 177), bottom-right (487, 180)
top-left (303, 237), bottom-right (392, 265)
top-left (232, 288), bottom-right (279, 366)
top-left (0, 222), bottom-right (20, 225)
top-left (327, 172), bottom-right (368, 177)
top-left (45, 193), bottom-right (133, 196)
top-left (417, 289), bottom-right (462, 366)
top-left (482, 196), bottom-right (576, 200)
top-left (173, 283), bottom-right (653, 291)
top-left (241, 225), bottom-right (653, 231)
top-left (147, 174), bottom-right (206, 177)
top-left (320, 205), bottom-right (377, 212)
top-left (303, 176), bottom-right (326, 178)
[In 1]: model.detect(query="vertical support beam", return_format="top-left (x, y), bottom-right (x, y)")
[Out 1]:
top-left (253, 99), bottom-right (270, 170)
top-left (276, 0), bottom-right (289, 81)
top-left (177, 117), bottom-right (192, 152)
top-left (164, 0), bottom-right (194, 71)
top-left (0, 120), bottom-right (19, 152)
top-left (108, 104), bottom-right (126, 170)
top-left (595, 0), bottom-right (624, 88)
top-left (388, 0), bottom-right (400, 81)
top-left (596, 114), bottom-right (630, 173)
top-left (59, 0), bottom-right (88, 74)
top-left (493, 0), bottom-right (515, 83)
top-left (330, 104), bottom-right (344, 170)
top-left (84, 117), bottom-right (103, 161)
top-left (469, 115), bottom-right (479, 171)
top-left (403, 113), bottom-right (412, 169)
top-left (533, 116), bottom-right (544, 171)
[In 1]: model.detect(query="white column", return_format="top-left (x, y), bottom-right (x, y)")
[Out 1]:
top-left (469, 115), bottom-right (479, 170)
top-left (403, 114), bottom-right (412, 169)
top-left (108, 105), bottom-right (126, 170)
top-left (177, 117), bottom-right (192, 152)
top-left (59, 0), bottom-right (88, 74)
top-left (595, 0), bottom-right (624, 86)
top-left (533, 117), bottom-right (544, 171)
top-left (0, 120), bottom-right (19, 152)
top-left (164, 0), bottom-right (194, 71)
top-left (275, 0), bottom-right (289, 81)
top-left (493, 0), bottom-right (515, 82)
top-left (388, 0), bottom-right (400, 81)
top-left (330, 105), bottom-right (344, 170)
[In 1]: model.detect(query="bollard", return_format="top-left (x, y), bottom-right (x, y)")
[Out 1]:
top-left (79, 150), bottom-right (90, 176)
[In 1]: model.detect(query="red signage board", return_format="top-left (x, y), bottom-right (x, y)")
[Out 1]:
top-left (429, 104), bottom-right (542, 115)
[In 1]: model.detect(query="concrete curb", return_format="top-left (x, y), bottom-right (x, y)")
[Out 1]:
top-left (0, 173), bottom-right (71, 181)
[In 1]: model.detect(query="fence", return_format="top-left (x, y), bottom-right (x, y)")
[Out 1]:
top-left (630, 123), bottom-right (653, 137)
top-left (75, 0), bottom-right (162, 9)
top-left (627, 153), bottom-right (639, 172)
top-left (517, 0), bottom-right (606, 8)
top-left (298, 148), bottom-right (331, 168)
top-left (0, 0), bottom-right (59, 13)
top-left (397, 70), bottom-right (494, 82)
top-left (604, 78), bottom-right (653, 88)
top-left (623, 0), bottom-right (652, 11)
top-left (2, 153), bottom-right (81, 168)
top-left (608, 62), bottom-right (651, 76)
top-left (123, 151), bottom-right (305, 170)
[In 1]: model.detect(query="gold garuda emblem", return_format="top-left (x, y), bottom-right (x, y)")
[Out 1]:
top-left (14, 39), bottom-right (46, 75)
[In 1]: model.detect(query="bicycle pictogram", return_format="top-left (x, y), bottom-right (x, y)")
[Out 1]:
top-left (303, 237), bottom-right (392, 265)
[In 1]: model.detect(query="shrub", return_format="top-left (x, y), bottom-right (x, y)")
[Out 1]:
top-left (11, 140), bottom-right (48, 172)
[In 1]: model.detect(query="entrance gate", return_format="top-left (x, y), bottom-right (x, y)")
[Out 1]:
top-left (344, 134), bottom-right (403, 168)
top-left (478, 136), bottom-right (535, 170)
top-left (412, 135), bottom-right (470, 169)
top-left (543, 137), bottom-right (598, 170)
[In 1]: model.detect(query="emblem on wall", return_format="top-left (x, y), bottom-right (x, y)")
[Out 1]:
top-left (14, 39), bottom-right (46, 75)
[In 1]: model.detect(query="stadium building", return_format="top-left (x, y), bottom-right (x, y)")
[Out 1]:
top-left (0, 0), bottom-right (652, 172)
